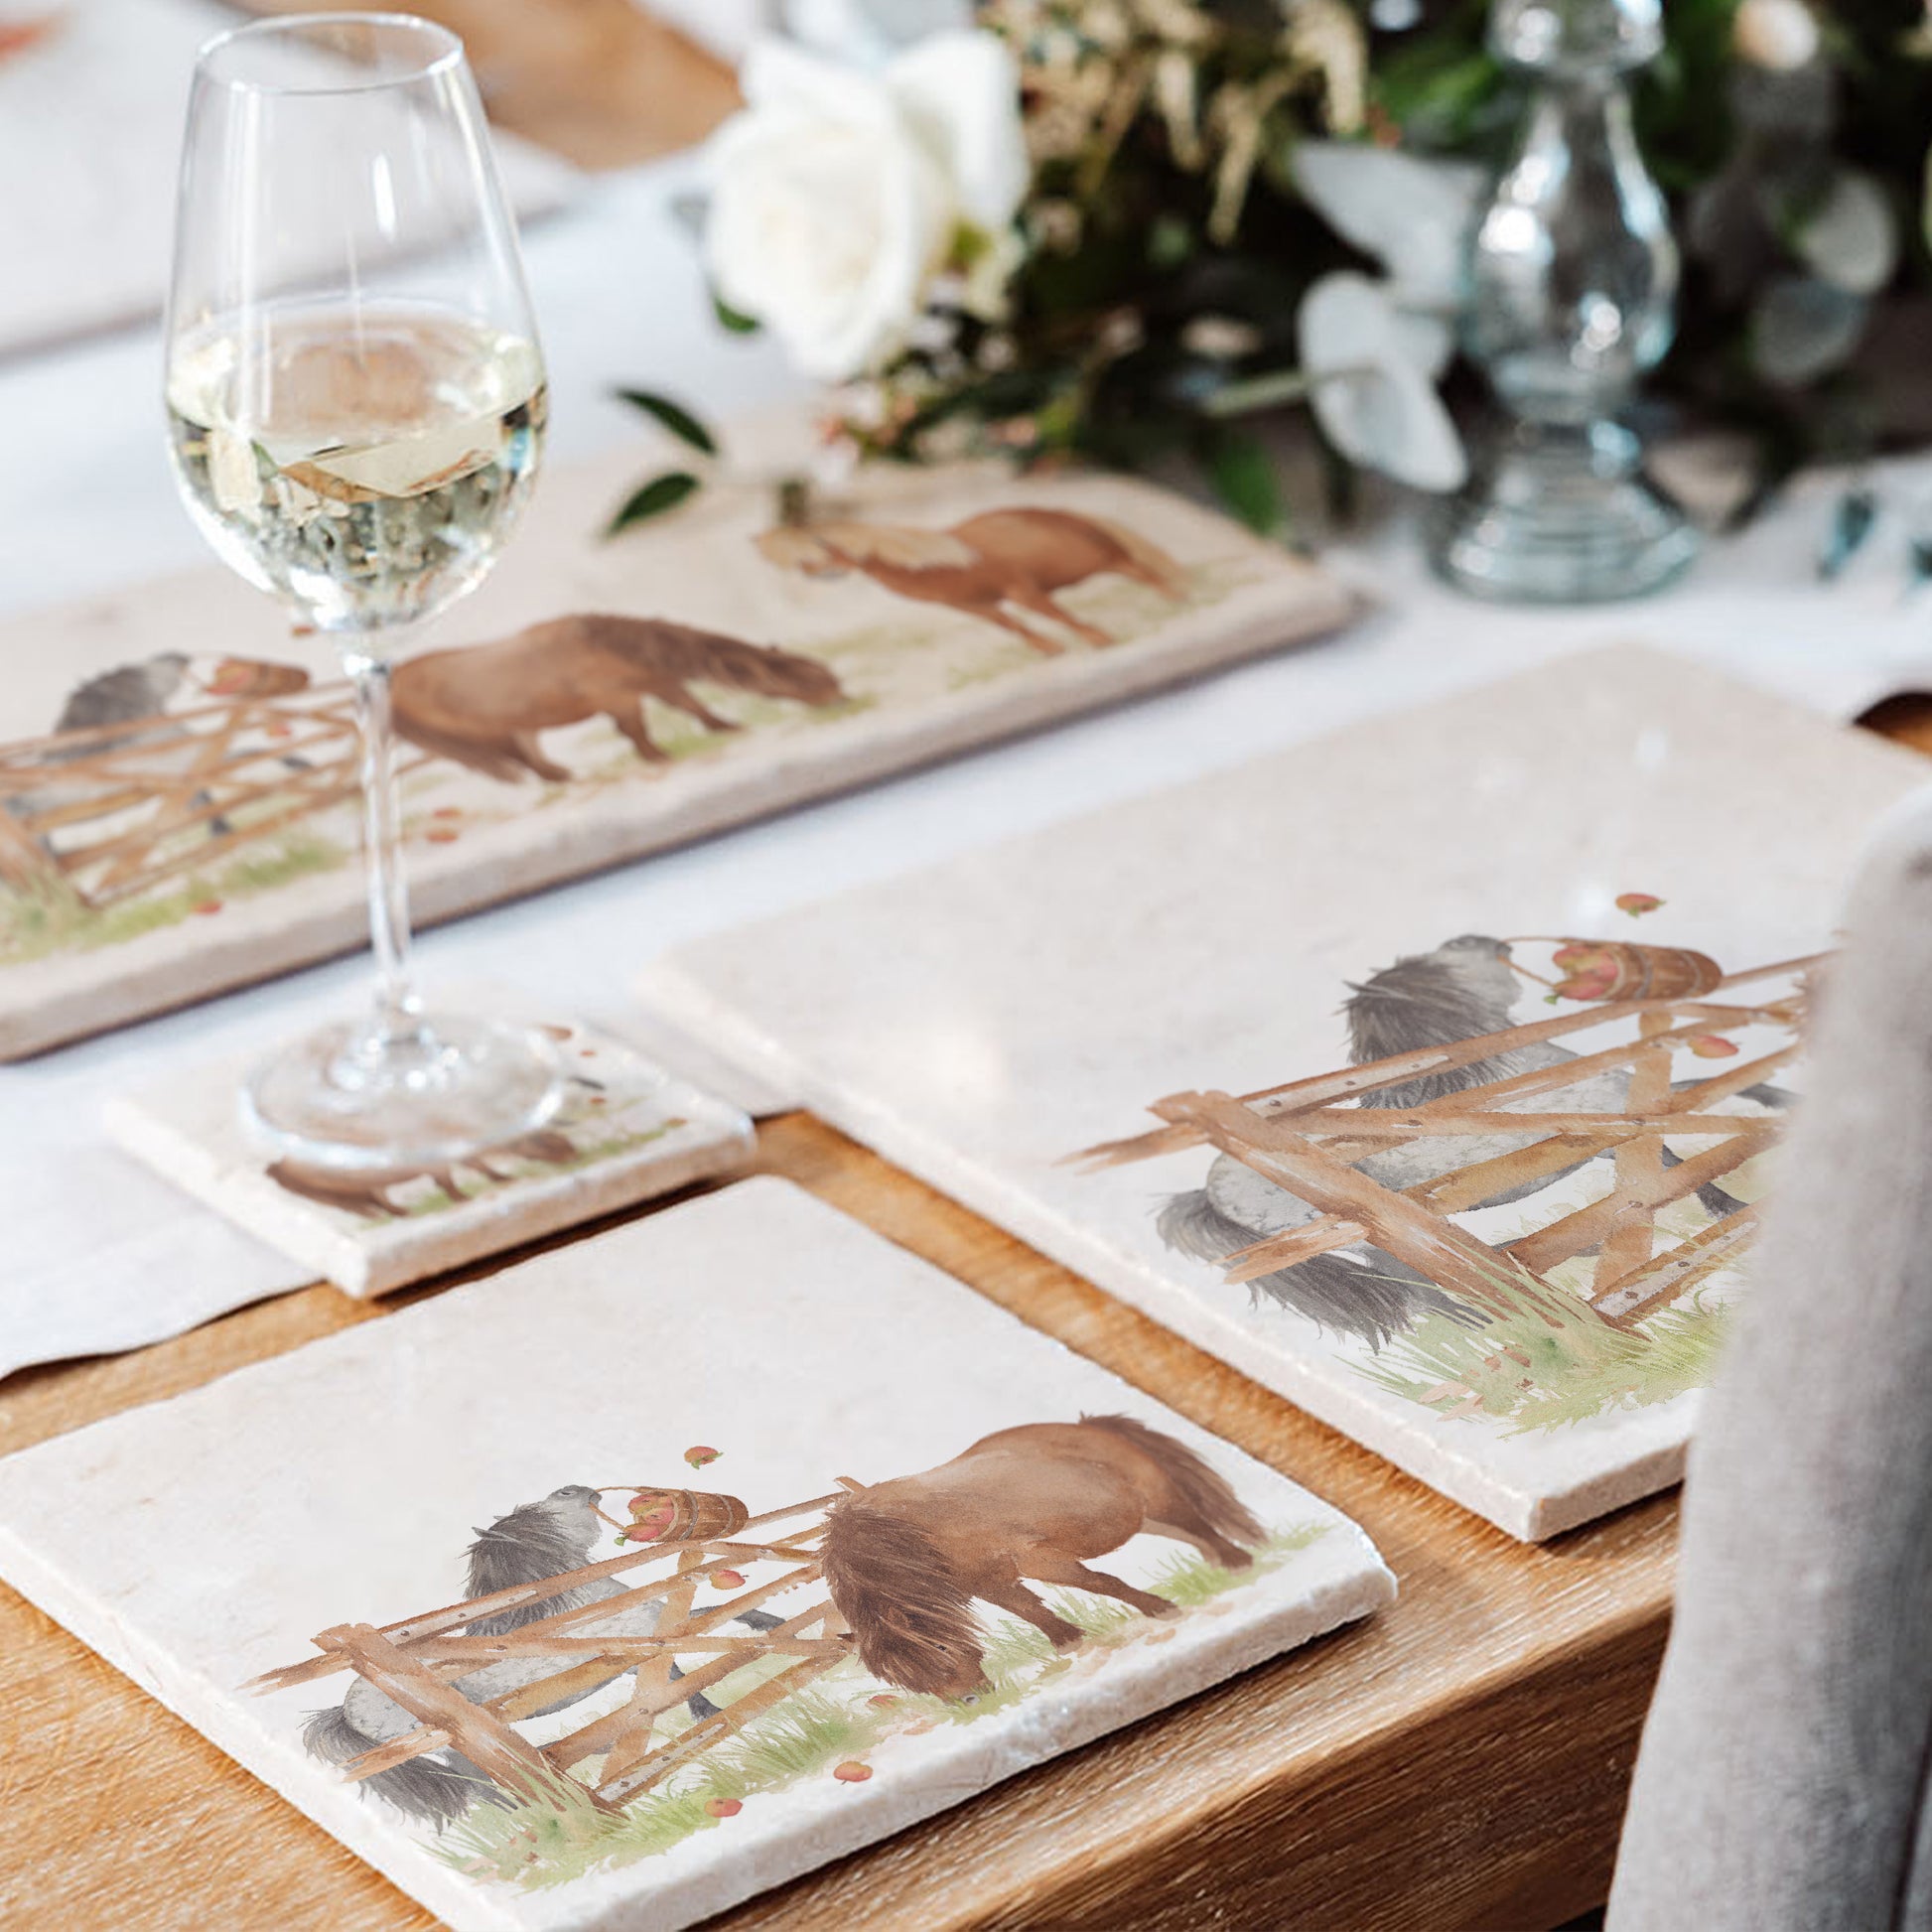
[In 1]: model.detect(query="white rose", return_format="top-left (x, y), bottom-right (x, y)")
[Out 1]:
top-left (1732, 0), bottom-right (1820, 70)
top-left (705, 32), bottom-right (1028, 383)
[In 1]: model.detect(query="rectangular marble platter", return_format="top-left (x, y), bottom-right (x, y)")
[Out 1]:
top-left (0, 442), bottom-right (1353, 1059)
top-left (634, 646), bottom-right (1932, 1540)
top-left (0, 1177), bottom-right (1393, 1932)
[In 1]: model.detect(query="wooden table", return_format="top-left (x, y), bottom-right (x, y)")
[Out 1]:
top-left (10, 699), bottom-right (1923, 1929)
top-left (0, 1114), bottom-right (1670, 1932)
top-left (239, 0), bottom-right (742, 169)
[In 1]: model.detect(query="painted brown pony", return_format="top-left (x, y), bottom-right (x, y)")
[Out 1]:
top-left (266, 1128), bottom-right (576, 1220)
top-left (822, 1414), bottom-right (1262, 1700)
top-left (390, 614), bottom-right (845, 784)
top-left (756, 507), bottom-right (1187, 656)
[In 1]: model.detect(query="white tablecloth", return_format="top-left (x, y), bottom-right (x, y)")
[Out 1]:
top-left (0, 0), bottom-right (581, 360)
top-left (4, 147), bottom-right (1931, 1379)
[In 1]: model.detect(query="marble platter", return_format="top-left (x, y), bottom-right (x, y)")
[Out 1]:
top-left (0, 444), bottom-right (1353, 1058)
top-left (634, 646), bottom-right (1932, 1539)
top-left (0, 1178), bottom-right (1393, 1932)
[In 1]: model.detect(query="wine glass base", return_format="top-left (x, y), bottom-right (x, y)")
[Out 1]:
top-left (241, 1012), bottom-right (563, 1173)
top-left (1431, 420), bottom-right (1700, 605)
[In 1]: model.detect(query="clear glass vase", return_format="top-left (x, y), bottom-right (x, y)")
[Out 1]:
top-left (1432, 0), bottom-right (1699, 602)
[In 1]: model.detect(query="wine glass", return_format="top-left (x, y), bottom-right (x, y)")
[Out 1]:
top-left (165, 13), bottom-right (559, 1169)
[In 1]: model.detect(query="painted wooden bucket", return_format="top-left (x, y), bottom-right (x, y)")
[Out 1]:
top-left (1539, 939), bottom-right (1724, 1003)
top-left (624, 1487), bottom-right (750, 1544)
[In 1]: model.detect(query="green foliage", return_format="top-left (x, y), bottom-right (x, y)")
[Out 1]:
top-left (1202, 425), bottom-right (1287, 535)
top-left (605, 470), bottom-right (702, 536)
top-left (614, 387), bottom-right (718, 455)
top-left (792, 0), bottom-right (1932, 522)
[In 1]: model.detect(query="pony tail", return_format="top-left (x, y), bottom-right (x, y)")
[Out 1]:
top-left (1077, 1414), bottom-right (1264, 1555)
top-left (304, 1705), bottom-right (501, 1826)
top-left (1090, 516), bottom-right (1186, 597)
top-left (822, 1500), bottom-right (985, 1698)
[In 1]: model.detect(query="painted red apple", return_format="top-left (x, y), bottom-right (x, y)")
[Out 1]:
top-left (627, 1499), bottom-right (676, 1541)
top-left (1615, 892), bottom-right (1664, 917)
top-left (712, 1569), bottom-right (746, 1589)
top-left (706, 1797), bottom-right (742, 1818)
top-left (1687, 1034), bottom-right (1739, 1058)
top-left (832, 1761), bottom-right (873, 1783)
top-left (685, 1446), bottom-right (720, 1469)
top-left (1551, 943), bottom-right (1620, 1002)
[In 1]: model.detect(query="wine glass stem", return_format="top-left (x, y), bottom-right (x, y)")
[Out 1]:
top-left (344, 642), bottom-right (422, 1049)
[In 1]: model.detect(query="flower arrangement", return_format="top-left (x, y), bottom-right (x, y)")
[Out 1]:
top-left (613, 0), bottom-right (1932, 537)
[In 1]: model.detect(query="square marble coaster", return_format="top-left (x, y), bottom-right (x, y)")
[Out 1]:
top-left (0, 1178), bottom-right (1393, 1932)
top-left (634, 645), bottom-right (1932, 1540)
top-left (104, 1011), bottom-right (753, 1296)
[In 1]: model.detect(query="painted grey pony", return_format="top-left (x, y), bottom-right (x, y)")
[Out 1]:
top-left (304, 1482), bottom-right (779, 1825)
top-left (1158, 934), bottom-right (1788, 1349)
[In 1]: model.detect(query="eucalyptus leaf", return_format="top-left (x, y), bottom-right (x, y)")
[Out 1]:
top-left (1792, 171), bottom-right (1897, 298)
top-left (1291, 141), bottom-right (1483, 310)
top-left (1748, 276), bottom-right (1866, 386)
top-left (1298, 272), bottom-right (1465, 491)
top-left (615, 388), bottom-right (719, 455)
top-left (606, 471), bottom-right (702, 535)
top-left (1818, 485), bottom-right (1878, 582)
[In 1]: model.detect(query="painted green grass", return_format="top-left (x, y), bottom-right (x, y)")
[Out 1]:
top-left (437, 1519), bottom-right (1329, 1893)
top-left (397, 1117), bottom-right (689, 1219)
top-left (3, 546), bottom-right (1257, 965)
top-left (0, 830), bottom-right (344, 964)
top-left (1144, 1522), bottom-right (1331, 1605)
top-left (1355, 1267), bottom-right (1736, 1434)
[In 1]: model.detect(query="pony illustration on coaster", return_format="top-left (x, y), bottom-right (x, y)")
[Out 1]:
top-left (256, 1414), bottom-right (1311, 1889)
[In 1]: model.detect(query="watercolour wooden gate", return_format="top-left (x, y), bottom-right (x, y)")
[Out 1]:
top-left (0, 682), bottom-right (418, 910)
top-left (249, 1487), bottom-right (851, 1813)
top-left (1074, 950), bottom-right (1821, 1367)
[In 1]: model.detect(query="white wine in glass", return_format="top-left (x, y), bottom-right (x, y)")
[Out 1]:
top-left (165, 13), bottom-right (559, 1169)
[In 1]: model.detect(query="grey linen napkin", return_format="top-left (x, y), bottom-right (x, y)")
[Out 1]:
top-left (1610, 792), bottom-right (1932, 1930)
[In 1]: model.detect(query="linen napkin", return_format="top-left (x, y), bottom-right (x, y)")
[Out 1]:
top-left (1611, 784), bottom-right (1932, 1928)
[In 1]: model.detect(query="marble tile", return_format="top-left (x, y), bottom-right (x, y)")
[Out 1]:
top-left (0, 1178), bottom-right (1393, 1932)
top-left (634, 646), bottom-right (1932, 1538)
top-left (105, 1009), bottom-right (753, 1296)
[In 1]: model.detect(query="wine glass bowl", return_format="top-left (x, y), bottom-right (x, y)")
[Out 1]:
top-left (165, 13), bottom-right (560, 1170)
